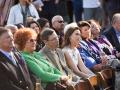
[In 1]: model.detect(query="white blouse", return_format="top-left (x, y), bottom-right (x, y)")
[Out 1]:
top-left (62, 46), bottom-right (80, 66)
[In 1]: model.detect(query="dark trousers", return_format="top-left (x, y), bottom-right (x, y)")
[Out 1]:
top-left (73, 1), bottom-right (83, 22)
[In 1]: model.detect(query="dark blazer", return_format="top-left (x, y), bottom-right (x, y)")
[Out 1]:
top-left (104, 27), bottom-right (120, 52)
top-left (0, 51), bottom-right (34, 90)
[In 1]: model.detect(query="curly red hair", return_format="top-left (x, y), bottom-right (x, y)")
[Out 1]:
top-left (14, 28), bottom-right (37, 51)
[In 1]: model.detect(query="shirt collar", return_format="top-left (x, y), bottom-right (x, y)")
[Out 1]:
top-left (0, 49), bottom-right (11, 58)
top-left (114, 28), bottom-right (120, 35)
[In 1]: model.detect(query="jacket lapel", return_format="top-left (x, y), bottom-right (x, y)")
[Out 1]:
top-left (13, 52), bottom-right (31, 83)
top-left (42, 46), bottom-right (63, 70)
top-left (111, 29), bottom-right (120, 46)
top-left (0, 51), bottom-right (18, 80)
top-left (55, 49), bottom-right (66, 68)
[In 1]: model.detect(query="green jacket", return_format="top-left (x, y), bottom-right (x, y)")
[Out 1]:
top-left (22, 51), bottom-right (62, 87)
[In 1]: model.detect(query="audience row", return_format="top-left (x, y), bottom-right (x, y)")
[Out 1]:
top-left (1, 13), bottom-right (120, 90)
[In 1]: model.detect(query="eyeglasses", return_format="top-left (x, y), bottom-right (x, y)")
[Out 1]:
top-left (57, 20), bottom-right (64, 23)
top-left (27, 39), bottom-right (37, 43)
top-left (48, 36), bottom-right (59, 41)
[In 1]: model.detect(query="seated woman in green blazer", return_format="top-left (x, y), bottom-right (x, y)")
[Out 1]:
top-left (14, 28), bottom-right (69, 88)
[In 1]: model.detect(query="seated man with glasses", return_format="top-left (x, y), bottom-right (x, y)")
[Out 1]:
top-left (40, 28), bottom-right (79, 81)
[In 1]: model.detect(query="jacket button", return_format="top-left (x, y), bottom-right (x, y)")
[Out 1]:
top-left (19, 80), bottom-right (22, 83)
top-left (26, 86), bottom-right (29, 89)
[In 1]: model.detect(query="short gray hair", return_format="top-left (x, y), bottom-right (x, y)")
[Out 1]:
top-left (51, 15), bottom-right (63, 24)
top-left (112, 13), bottom-right (120, 24)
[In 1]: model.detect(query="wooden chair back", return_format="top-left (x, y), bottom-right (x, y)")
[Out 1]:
top-left (97, 68), bottom-right (115, 90)
top-left (87, 75), bottom-right (99, 90)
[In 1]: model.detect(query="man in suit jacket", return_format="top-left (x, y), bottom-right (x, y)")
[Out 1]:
top-left (104, 13), bottom-right (120, 54)
top-left (103, 13), bottom-right (120, 89)
top-left (40, 28), bottom-right (75, 76)
top-left (0, 27), bottom-right (34, 90)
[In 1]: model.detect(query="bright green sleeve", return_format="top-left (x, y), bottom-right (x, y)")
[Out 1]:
top-left (35, 52), bottom-right (62, 75)
top-left (23, 54), bottom-right (61, 82)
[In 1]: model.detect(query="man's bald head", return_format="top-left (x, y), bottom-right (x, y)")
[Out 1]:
top-left (112, 13), bottom-right (120, 31)
top-left (112, 13), bottom-right (120, 25)
top-left (52, 15), bottom-right (63, 24)
top-left (51, 15), bottom-right (64, 31)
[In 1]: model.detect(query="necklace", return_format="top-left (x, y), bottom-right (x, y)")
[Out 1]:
top-left (72, 49), bottom-right (76, 57)
top-left (71, 48), bottom-right (78, 63)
